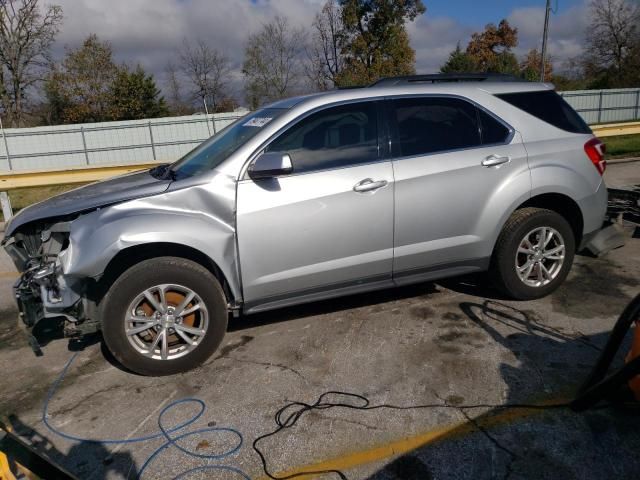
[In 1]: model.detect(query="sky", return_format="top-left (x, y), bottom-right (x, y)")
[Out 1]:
top-left (50, 0), bottom-right (592, 100)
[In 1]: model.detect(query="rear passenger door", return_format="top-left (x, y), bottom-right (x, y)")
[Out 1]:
top-left (387, 95), bottom-right (530, 284)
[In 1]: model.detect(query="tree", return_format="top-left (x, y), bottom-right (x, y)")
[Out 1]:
top-left (305, 0), bottom-right (345, 90)
top-left (440, 43), bottom-right (477, 73)
top-left (336, 0), bottom-right (426, 86)
top-left (46, 34), bottom-right (119, 123)
top-left (243, 16), bottom-right (304, 108)
top-left (582, 0), bottom-right (640, 87)
top-left (180, 38), bottom-right (230, 112)
top-left (466, 19), bottom-right (519, 74)
top-left (0, 0), bottom-right (63, 126)
top-left (46, 34), bottom-right (167, 123)
top-left (163, 60), bottom-right (192, 115)
top-left (520, 48), bottom-right (553, 82)
top-left (109, 65), bottom-right (168, 120)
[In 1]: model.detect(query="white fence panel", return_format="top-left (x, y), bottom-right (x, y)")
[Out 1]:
top-left (0, 111), bottom-right (247, 172)
top-left (560, 88), bottom-right (640, 124)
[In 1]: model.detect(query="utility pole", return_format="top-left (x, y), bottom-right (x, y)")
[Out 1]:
top-left (540, 0), bottom-right (552, 82)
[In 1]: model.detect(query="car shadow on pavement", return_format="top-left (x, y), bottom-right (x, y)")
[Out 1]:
top-left (365, 300), bottom-right (640, 480)
top-left (5, 414), bottom-right (137, 479)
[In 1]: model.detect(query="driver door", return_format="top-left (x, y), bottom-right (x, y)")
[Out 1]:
top-left (236, 101), bottom-right (395, 312)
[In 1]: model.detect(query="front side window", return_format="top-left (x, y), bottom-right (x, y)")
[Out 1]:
top-left (266, 102), bottom-right (378, 174)
top-left (390, 97), bottom-right (481, 157)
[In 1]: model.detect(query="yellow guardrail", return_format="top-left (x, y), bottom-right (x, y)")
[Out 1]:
top-left (592, 121), bottom-right (640, 137)
top-left (0, 162), bottom-right (162, 190)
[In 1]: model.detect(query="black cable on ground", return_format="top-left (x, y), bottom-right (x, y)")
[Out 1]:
top-left (252, 391), bottom-right (571, 480)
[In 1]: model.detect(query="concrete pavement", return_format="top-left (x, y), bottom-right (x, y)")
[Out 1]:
top-left (0, 160), bottom-right (638, 479)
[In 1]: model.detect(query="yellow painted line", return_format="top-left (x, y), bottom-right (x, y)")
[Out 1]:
top-left (258, 396), bottom-right (571, 480)
top-left (0, 162), bottom-right (163, 190)
top-left (0, 271), bottom-right (18, 278)
top-left (593, 121), bottom-right (640, 137)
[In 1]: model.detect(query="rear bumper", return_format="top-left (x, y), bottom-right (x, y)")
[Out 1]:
top-left (579, 180), bottom-right (609, 235)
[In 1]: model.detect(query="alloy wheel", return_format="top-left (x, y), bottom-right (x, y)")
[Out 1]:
top-left (515, 226), bottom-right (566, 288)
top-left (124, 284), bottom-right (209, 360)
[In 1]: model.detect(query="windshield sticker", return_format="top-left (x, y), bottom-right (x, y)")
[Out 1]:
top-left (243, 117), bottom-right (273, 128)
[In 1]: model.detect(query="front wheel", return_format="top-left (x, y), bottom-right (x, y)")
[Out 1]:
top-left (490, 207), bottom-right (575, 300)
top-left (101, 257), bottom-right (228, 376)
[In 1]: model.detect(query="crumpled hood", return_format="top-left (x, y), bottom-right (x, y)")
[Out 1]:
top-left (4, 169), bottom-right (171, 237)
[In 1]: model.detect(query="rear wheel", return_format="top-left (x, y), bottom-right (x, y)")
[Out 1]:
top-left (490, 207), bottom-right (575, 300)
top-left (101, 257), bottom-right (227, 376)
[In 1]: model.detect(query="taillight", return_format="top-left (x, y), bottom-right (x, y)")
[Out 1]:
top-left (584, 138), bottom-right (606, 175)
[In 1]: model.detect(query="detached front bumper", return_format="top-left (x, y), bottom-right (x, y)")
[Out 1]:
top-left (581, 185), bottom-right (640, 256)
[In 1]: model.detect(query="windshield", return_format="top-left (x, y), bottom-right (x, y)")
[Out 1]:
top-left (171, 108), bottom-right (286, 177)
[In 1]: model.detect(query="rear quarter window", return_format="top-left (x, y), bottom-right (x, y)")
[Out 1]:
top-left (496, 90), bottom-right (591, 134)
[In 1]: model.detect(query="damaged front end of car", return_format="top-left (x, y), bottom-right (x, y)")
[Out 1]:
top-left (3, 218), bottom-right (100, 353)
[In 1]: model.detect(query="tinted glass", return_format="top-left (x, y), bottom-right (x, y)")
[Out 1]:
top-left (478, 108), bottom-right (510, 144)
top-left (172, 108), bottom-right (286, 177)
top-left (391, 97), bottom-right (481, 157)
top-left (267, 102), bottom-right (378, 173)
top-left (497, 90), bottom-right (591, 134)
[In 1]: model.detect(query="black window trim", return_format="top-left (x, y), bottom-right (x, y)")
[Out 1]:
top-left (383, 93), bottom-right (515, 162)
top-left (240, 98), bottom-right (389, 180)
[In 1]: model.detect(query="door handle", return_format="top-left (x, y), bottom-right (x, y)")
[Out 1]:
top-left (482, 154), bottom-right (511, 167)
top-left (353, 178), bottom-right (388, 193)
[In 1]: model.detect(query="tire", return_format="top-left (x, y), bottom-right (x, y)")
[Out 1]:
top-left (100, 257), bottom-right (228, 376)
top-left (490, 207), bottom-right (575, 300)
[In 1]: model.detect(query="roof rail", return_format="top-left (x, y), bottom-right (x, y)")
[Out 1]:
top-left (370, 73), bottom-right (526, 87)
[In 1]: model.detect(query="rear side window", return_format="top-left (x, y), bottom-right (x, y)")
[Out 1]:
top-left (267, 102), bottom-right (378, 173)
top-left (390, 97), bottom-right (481, 157)
top-left (496, 90), bottom-right (591, 134)
top-left (478, 108), bottom-right (510, 144)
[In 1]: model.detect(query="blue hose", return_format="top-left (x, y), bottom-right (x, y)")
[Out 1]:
top-left (41, 353), bottom-right (250, 479)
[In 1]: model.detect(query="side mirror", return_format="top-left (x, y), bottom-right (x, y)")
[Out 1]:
top-left (248, 152), bottom-right (293, 180)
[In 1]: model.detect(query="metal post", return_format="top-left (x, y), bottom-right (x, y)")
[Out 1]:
top-left (0, 191), bottom-right (12, 221)
top-left (80, 126), bottom-right (89, 165)
top-left (597, 91), bottom-right (604, 124)
top-left (0, 116), bottom-right (11, 171)
top-left (540, 0), bottom-right (551, 82)
top-left (148, 121), bottom-right (157, 160)
top-left (202, 98), bottom-right (212, 136)
top-left (635, 89), bottom-right (640, 121)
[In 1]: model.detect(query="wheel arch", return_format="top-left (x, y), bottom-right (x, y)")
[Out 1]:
top-left (97, 242), bottom-right (236, 306)
top-left (516, 192), bottom-right (584, 247)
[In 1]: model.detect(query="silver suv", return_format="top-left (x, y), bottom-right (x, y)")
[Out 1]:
top-left (3, 74), bottom-right (608, 375)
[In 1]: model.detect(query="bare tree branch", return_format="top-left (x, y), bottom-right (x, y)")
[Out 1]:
top-left (179, 38), bottom-right (230, 112)
top-left (304, 0), bottom-right (345, 91)
top-left (242, 15), bottom-right (304, 108)
top-left (583, 0), bottom-right (640, 86)
top-left (0, 0), bottom-right (63, 126)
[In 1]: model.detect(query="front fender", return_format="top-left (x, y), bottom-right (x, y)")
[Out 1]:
top-left (60, 179), bottom-right (242, 301)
